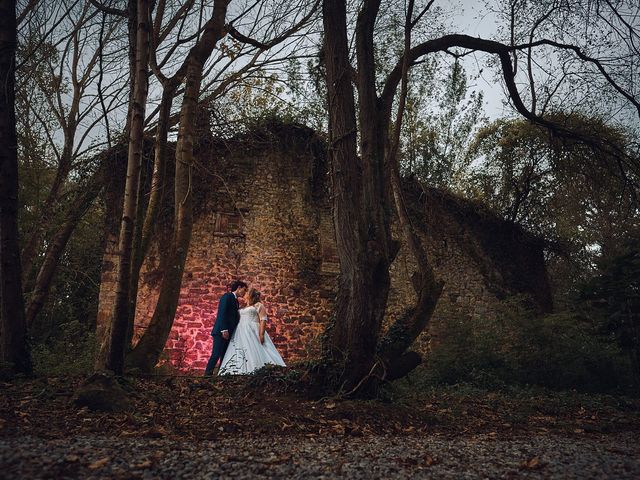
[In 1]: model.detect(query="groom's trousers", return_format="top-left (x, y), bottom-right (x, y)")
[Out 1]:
top-left (204, 334), bottom-right (229, 376)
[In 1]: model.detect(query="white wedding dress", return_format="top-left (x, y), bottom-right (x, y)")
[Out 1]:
top-left (219, 303), bottom-right (286, 375)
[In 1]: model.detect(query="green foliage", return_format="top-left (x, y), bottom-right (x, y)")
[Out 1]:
top-left (580, 239), bottom-right (640, 379)
top-left (209, 66), bottom-right (318, 138)
top-left (425, 297), bottom-right (636, 394)
top-left (399, 59), bottom-right (487, 188)
top-left (464, 113), bottom-right (639, 306)
top-left (416, 239), bottom-right (640, 395)
top-left (489, 115), bottom-right (633, 234)
top-left (31, 321), bottom-right (96, 376)
top-left (465, 114), bottom-right (638, 242)
top-left (389, 371), bottom-right (637, 422)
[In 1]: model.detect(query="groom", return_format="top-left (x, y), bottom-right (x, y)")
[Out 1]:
top-left (204, 280), bottom-right (248, 376)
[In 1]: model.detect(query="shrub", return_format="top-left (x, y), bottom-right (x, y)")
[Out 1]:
top-left (31, 320), bottom-right (96, 376)
top-left (579, 239), bottom-right (640, 384)
top-left (425, 297), bottom-right (636, 394)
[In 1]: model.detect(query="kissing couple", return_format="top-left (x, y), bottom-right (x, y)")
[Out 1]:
top-left (204, 280), bottom-right (286, 376)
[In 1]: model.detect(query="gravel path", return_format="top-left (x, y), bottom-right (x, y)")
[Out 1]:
top-left (1, 433), bottom-right (638, 479)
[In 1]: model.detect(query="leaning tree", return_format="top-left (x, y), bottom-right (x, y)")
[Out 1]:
top-left (320, 0), bottom-right (640, 396)
top-left (16, 0), bottom-right (127, 329)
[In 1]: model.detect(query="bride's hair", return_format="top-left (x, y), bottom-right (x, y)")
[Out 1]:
top-left (247, 288), bottom-right (261, 305)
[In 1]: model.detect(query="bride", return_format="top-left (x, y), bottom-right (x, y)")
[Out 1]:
top-left (219, 288), bottom-right (286, 375)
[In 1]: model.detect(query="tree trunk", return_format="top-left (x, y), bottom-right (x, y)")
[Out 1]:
top-left (320, 0), bottom-right (446, 395)
top-left (377, 1), bottom-right (444, 380)
top-left (0, 0), bottom-right (32, 375)
top-left (94, 0), bottom-right (137, 363)
top-left (322, 0), bottom-right (396, 395)
top-left (125, 86), bottom-right (174, 349)
top-left (125, 169), bottom-right (145, 348)
top-left (25, 162), bottom-right (108, 327)
top-left (95, 148), bottom-right (128, 369)
top-left (97, 0), bottom-right (151, 374)
top-left (126, 0), bottom-right (229, 372)
top-left (125, 62), bottom-right (203, 373)
top-left (21, 132), bottom-right (76, 286)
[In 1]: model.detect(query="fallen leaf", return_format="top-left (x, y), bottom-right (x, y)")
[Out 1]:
top-left (520, 456), bottom-right (543, 470)
top-left (331, 422), bottom-right (346, 434)
top-left (132, 459), bottom-right (153, 469)
top-left (88, 457), bottom-right (110, 469)
top-left (64, 455), bottom-right (79, 462)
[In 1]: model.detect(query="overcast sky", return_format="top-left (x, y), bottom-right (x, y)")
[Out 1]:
top-left (452, 1), bottom-right (511, 120)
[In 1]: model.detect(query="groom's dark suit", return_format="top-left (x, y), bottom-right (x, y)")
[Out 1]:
top-left (204, 291), bottom-right (240, 375)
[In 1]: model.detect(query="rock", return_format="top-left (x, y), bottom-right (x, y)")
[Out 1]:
top-left (73, 372), bottom-right (132, 412)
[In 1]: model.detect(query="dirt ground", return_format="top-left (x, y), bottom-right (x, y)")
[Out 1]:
top-left (2, 374), bottom-right (639, 478)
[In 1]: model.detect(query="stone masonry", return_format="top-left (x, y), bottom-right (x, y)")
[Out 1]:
top-left (130, 124), bottom-right (334, 370)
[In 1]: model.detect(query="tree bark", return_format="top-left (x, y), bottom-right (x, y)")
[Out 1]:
top-left (97, 0), bottom-right (151, 374)
top-left (0, 0), bottom-right (32, 375)
top-left (94, 0), bottom-right (137, 362)
top-left (94, 147), bottom-right (127, 369)
top-left (126, 0), bottom-right (229, 372)
top-left (319, 0), bottom-right (448, 396)
top-left (322, 0), bottom-right (397, 395)
top-left (377, 0), bottom-right (443, 378)
top-left (125, 85), bottom-right (173, 349)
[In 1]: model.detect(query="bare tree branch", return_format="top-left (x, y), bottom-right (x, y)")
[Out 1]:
top-left (226, 0), bottom-right (319, 50)
top-left (88, 0), bottom-right (126, 17)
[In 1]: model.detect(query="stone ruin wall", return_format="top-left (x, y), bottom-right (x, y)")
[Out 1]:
top-left (131, 128), bottom-right (337, 371)
top-left (387, 227), bottom-right (502, 354)
top-left (386, 185), bottom-right (551, 354)
top-left (96, 124), bottom-right (550, 373)
top-left (386, 195), bottom-right (508, 354)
